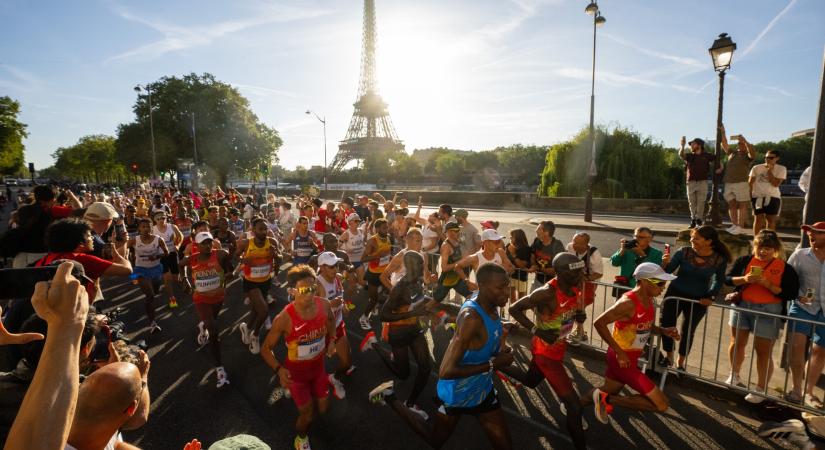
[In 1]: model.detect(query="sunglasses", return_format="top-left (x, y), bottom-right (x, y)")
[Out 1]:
top-left (294, 286), bottom-right (316, 295)
top-left (644, 278), bottom-right (666, 286)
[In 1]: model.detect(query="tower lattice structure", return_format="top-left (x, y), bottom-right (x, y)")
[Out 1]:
top-left (333, 0), bottom-right (404, 172)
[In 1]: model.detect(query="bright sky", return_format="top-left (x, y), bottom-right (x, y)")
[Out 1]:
top-left (1, 0), bottom-right (823, 171)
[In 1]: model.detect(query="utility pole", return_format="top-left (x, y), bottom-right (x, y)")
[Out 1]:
top-left (802, 48), bottom-right (825, 247)
top-left (191, 112), bottom-right (199, 191)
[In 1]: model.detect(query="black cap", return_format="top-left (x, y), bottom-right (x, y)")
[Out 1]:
top-left (688, 138), bottom-right (705, 148)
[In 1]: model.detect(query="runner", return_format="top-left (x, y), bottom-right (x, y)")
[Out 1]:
top-left (288, 216), bottom-right (318, 266)
top-left (506, 252), bottom-right (588, 449)
top-left (456, 229), bottom-right (515, 275)
top-left (583, 262), bottom-right (680, 423)
top-left (236, 218), bottom-right (280, 354)
top-left (179, 231), bottom-right (235, 388)
top-left (359, 218), bottom-right (392, 330)
top-left (315, 251), bottom-right (352, 399)
top-left (175, 206), bottom-right (193, 245)
top-left (128, 218), bottom-right (169, 334)
top-left (123, 205), bottom-right (139, 240)
top-left (433, 222), bottom-right (475, 303)
top-left (228, 208), bottom-right (246, 236)
top-left (261, 265), bottom-right (336, 450)
top-left (339, 213), bottom-right (366, 287)
top-left (214, 217), bottom-right (237, 255)
top-left (368, 263), bottom-right (515, 450)
top-left (379, 228), bottom-right (435, 290)
top-left (151, 211), bottom-right (183, 308)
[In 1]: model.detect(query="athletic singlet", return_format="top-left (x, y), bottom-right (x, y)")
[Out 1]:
top-left (134, 235), bottom-right (162, 268)
top-left (473, 249), bottom-right (503, 268)
top-left (611, 291), bottom-right (654, 353)
top-left (124, 217), bottom-right (139, 238)
top-left (317, 274), bottom-right (344, 327)
top-left (285, 297), bottom-right (328, 370)
top-left (436, 296), bottom-right (502, 407)
top-left (341, 229), bottom-right (366, 262)
top-left (437, 241), bottom-right (462, 287)
top-left (230, 218), bottom-right (245, 235)
top-left (292, 232), bottom-right (314, 264)
top-left (387, 282), bottom-right (428, 330)
top-left (532, 278), bottom-right (580, 360)
top-left (191, 251), bottom-right (225, 304)
top-left (152, 223), bottom-right (176, 251)
top-left (175, 217), bottom-right (192, 239)
top-left (243, 238), bottom-right (273, 282)
top-left (368, 236), bottom-right (392, 274)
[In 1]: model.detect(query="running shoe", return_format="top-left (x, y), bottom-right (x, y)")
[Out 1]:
top-left (657, 354), bottom-right (672, 368)
top-left (360, 331), bottom-right (377, 352)
top-left (216, 366), bottom-right (230, 388)
top-left (168, 296), bottom-right (178, 308)
top-left (592, 388), bottom-right (612, 424)
top-left (805, 394), bottom-right (825, 410)
top-left (150, 321), bottom-right (161, 334)
top-left (724, 372), bottom-right (745, 387)
top-left (758, 419), bottom-right (814, 449)
top-left (329, 374), bottom-right (346, 400)
top-left (359, 314), bottom-right (371, 330)
top-left (264, 315), bottom-right (273, 331)
top-left (294, 435), bottom-right (311, 450)
top-left (249, 333), bottom-right (261, 354)
top-left (745, 393), bottom-right (766, 404)
top-left (197, 321), bottom-right (209, 346)
top-left (239, 322), bottom-right (250, 345)
top-left (566, 330), bottom-right (583, 347)
top-left (368, 380), bottom-right (395, 406)
top-left (407, 403), bottom-right (429, 421)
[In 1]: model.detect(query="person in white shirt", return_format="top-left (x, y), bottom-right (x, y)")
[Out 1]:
top-left (748, 150), bottom-right (786, 235)
top-left (565, 232), bottom-right (604, 345)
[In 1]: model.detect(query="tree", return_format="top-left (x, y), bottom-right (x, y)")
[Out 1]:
top-left (53, 135), bottom-right (125, 183)
top-left (752, 136), bottom-right (813, 170)
top-left (392, 153), bottom-right (422, 181)
top-left (0, 96), bottom-right (27, 175)
top-left (115, 73), bottom-right (282, 186)
top-left (435, 152), bottom-right (465, 181)
top-left (494, 144), bottom-right (548, 187)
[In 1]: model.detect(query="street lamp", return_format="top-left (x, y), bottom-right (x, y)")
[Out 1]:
top-left (305, 110), bottom-right (328, 191)
top-left (583, 2), bottom-right (605, 223)
top-left (133, 84), bottom-right (158, 180)
top-left (707, 33), bottom-right (737, 227)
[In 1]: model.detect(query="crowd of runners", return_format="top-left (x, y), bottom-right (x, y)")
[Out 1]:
top-left (0, 183), bottom-right (822, 450)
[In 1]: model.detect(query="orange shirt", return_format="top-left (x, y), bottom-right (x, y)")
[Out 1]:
top-left (742, 258), bottom-right (785, 304)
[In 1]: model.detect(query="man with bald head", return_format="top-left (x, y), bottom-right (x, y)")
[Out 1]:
top-left (66, 362), bottom-right (145, 450)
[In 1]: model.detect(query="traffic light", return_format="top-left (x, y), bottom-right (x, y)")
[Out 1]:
top-left (28, 162), bottom-right (35, 174)
top-left (131, 163), bottom-right (138, 173)
top-left (260, 163), bottom-right (268, 174)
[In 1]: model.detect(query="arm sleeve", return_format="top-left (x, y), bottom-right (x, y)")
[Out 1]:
top-left (726, 256), bottom-right (750, 285)
top-left (648, 248), bottom-right (663, 265)
top-left (610, 250), bottom-right (623, 267)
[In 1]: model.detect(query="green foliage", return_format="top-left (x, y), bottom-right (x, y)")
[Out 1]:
top-left (53, 135), bottom-right (125, 182)
top-left (0, 97), bottom-right (27, 175)
top-left (435, 152), bottom-right (465, 179)
top-left (392, 153), bottom-right (422, 181)
top-left (116, 73), bottom-right (282, 186)
top-left (495, 144), bottom-right (548, 186)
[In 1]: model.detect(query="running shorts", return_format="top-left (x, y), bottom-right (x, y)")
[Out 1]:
top-left (365, 270), bottom-right (382, 287)
top-left (531, 354), bottom-right (574, 398)
top-left (438, 389), bottom-right (500, 416)
top-left (160, 252), bottom-right (180, 275)
top-left (605, 347), bottom-right (656, 395)
top-left (286, 362), bottom-right (329, 407)
top-left (243, 278), bottom-right (272, 295)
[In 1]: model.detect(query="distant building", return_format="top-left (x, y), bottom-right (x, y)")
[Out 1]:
top-left (791, 128), bottom-right (815, 138)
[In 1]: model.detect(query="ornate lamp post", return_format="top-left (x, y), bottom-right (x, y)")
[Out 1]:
top-left (584, 2), bottom-right (605, 223)
top-left (707, 33), bottom-right (737, 227)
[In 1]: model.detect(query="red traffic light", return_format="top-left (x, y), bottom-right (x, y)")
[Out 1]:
top-left (130, 163), bottom-right (138, 173)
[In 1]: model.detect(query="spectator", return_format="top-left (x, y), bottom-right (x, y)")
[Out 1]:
top-left (679, 136), bottom-right (716, 228)
top-left (609, 227), bottom-right (663, 291)
top-left (454, 209), bottom-right (481, 258)
top-left (749, 149), bottom-right (786, 235)
top-left (354, 195), bottom-right (371, 222)
top-left (529, 220), bottom-right (565, 292)
top-left (658, 226), bottom-right (731, 370)
top-left (565, 231), bottom-right (604, 346)
top-left (719, 127), bottom-right (755, 235)
top-left (506, 228), bottom-right (531, 306)
top-left (84, 202), bottom-right (125, 259)
top-left (11, 185), bottom-right (81, 268)
top-left (725, 230), bottom-right (799, 403)
top-left (788, 222), bottom-right (825, 406)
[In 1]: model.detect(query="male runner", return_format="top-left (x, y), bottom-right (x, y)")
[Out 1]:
top-left (179, 231), bottom-right (235, 387)
top-left (236, 218), bottom-right (280, 354)
top-left (583, 262), bottom-right (679, 424)
top-left (288, 216), bottom-right (318, 266)
top-left (456, 229), bottom-right (515, 275)
top-left (315, 251), bottom-right (352, 399)
top-left (507, 252), bottom-right (588, 449)
top-left (151, 211), bottom-right (183, 308)
top-left (262, 265), bottom-right (336, 450)
top-left (339, 213), bottom-right (366, 286)
top-left (433, 222), bottom-right (476, 303)
top-left (128, 218), bottom-right (168, 334)
top-left (359, 218), bottom-right (392, 330)
top-left (369, 263), bottom-right (515, 450)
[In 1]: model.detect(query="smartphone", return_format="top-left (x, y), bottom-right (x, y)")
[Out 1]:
top-left (751, 266), bottom-right (763, 276)
top-left (0, 262), bottom-right (92, 300)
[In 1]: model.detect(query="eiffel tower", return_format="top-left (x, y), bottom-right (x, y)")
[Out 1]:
top-left (333, 0), bottom-right (404, 172)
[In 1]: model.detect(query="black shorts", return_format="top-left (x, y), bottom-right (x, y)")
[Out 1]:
top-left (751, 197), bottom-right (781, 216)
top-left (438, 389), bottom-right (500, 416)
top-left (387, 325), bottom-right (424, 348)
top-left (243, 278), bottom-right (272, 295)
top-left (161, 252), bottom-right (179, 275)
top-left (365, 270), bottom-right (382, 287)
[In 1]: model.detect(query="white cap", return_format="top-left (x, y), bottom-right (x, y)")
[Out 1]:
top-left (194, 231), bottom-right (214, 244)
top-left (318, 251), bottom-right (342, 267)
top-left (633, 262), bottom-right (678, 281)
top-left (84, 202), bottom-right (119, 220)
top-left (481, 229), bottom-right (503, 241)
top-left (346, 212), bottom-right (361, 222)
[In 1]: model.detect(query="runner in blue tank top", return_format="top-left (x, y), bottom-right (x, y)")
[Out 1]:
top-left (368, 263), bottom-right (515, 450)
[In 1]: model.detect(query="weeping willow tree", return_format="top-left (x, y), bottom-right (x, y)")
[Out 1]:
top-left (539, 126), bottom-right (684, 199)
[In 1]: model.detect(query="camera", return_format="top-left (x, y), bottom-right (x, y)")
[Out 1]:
top-left (0, 260), bottom-right (93, 300)
top-left (622, 239), bottom-right (639, 249)
top-left (91, 307), bottom-right (147, 363)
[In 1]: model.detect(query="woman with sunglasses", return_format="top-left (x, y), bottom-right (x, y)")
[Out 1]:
top-left (658, 226), bottom-right (731, 370)
top-left (725, 230), bottom-right (799, 403)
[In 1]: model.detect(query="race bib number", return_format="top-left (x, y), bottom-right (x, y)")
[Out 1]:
top-left (195, 275), bottom-right (221, 292)
top-left (631, 330), bottom-right (650, 350)
top-left (181, 229), bottom-right (192, 238)
top-left (379, 255), bottom-right (391, 266)
top-left (297, 337), bottom-right (324, 360)
top-left (250, 264), bottom-right (271, 278)
top-left (559, 317), bottom-right (575, 339)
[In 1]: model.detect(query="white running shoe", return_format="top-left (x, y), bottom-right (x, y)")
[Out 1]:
top-left (592, 388), bottom-right (612, 424)
top-left (216, 366), bottom-right (230, 388)
top-left (359, 314), bottom-right (372, 330)
top-left (197, 321), bottom-right (209, 346)
top-left (264, 315), bottom-right (273, 331)
top-left (407, 403), bottom-right (429, 421)
top-left (368, 380), bottom-right (395, 406)
top-left (724, 373), bottom-right (744, 387)
top-left (329, 374), bottom-right (346, 400)
top-left (239, 322), bottom-right (250, 345)
top-left (745, 393), bottom-right (766, 404)
top-left (360, 331), bottom-right (377, 352)
top-left (249, 333), bottom-right (261, 354)
top-left (150, 321), bottom-right (161, 334)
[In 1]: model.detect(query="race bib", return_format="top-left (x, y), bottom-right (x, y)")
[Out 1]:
top-left (297, 337), bottom-right (324, 360)
top-left (631, 330), bottom-right (651, 350)
top-left (379, 254), bottom-right (391, 266)
top-left (250, 264), bottom-right (271, 278)
top-left (195, 275), bottom-right (221, 292)
top-left (181, 229), bottom-right (192, 238)
top-left (559, 316), bottom-right (575, 339)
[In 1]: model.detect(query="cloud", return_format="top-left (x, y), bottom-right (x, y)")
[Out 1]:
top-left (232, 83), bottom-right (301, 100)
top-left (104, 3), bottom-right (335, 63)
top-left (740, 0), bottom-right (798, 59)
top-left (477, 0), bottom-right (562, 41)
top-left (0, 63), bottom-right (40, 91)
top-left (603, 34), bottom-right (704, 68)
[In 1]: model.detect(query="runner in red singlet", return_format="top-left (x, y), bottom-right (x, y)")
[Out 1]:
top-left (583, 262), bottom-right (681, 424)
top-left (261, 265), bottom-right (336, 450)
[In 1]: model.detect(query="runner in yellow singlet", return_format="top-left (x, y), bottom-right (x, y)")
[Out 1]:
top-left (235, 217), bottom-right (280, 355)
top-left (359, 218), bottom-right (392, 330)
